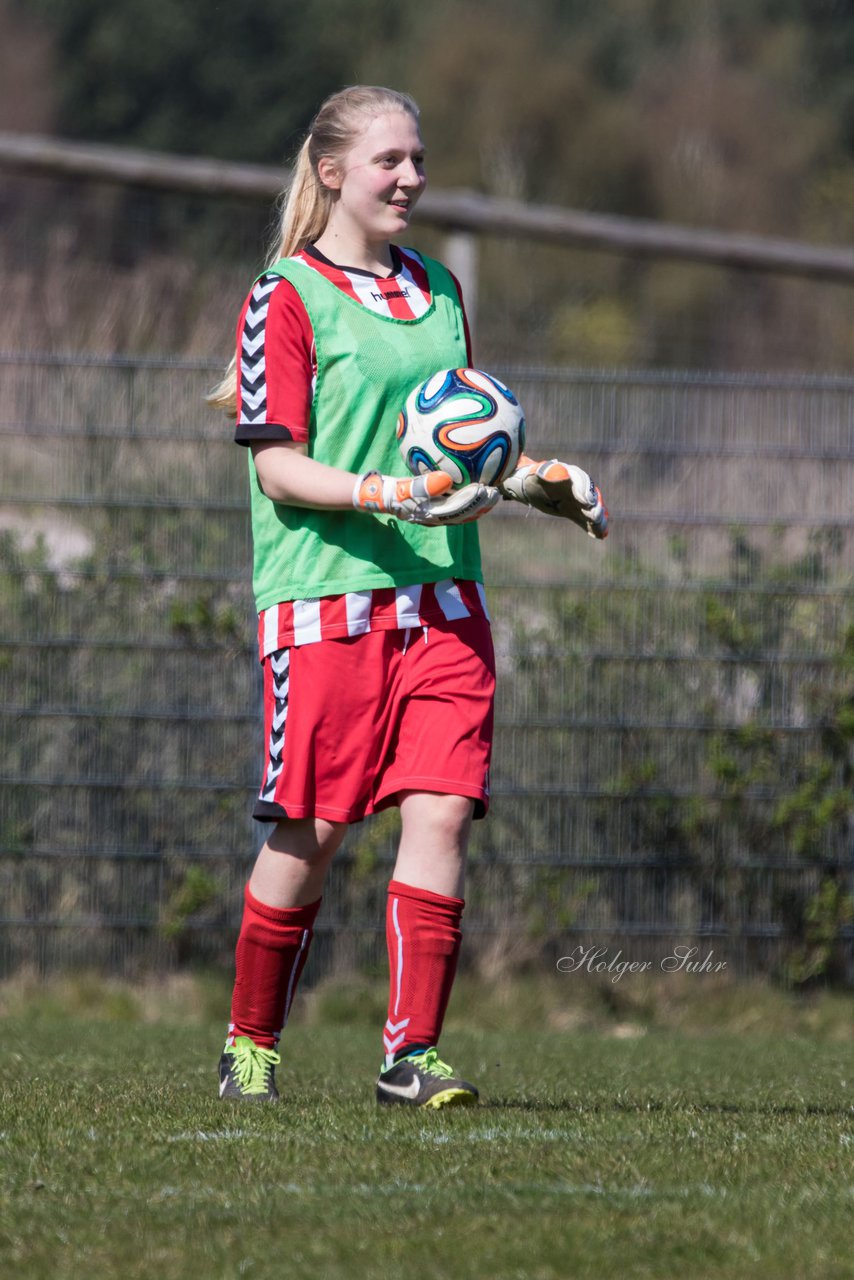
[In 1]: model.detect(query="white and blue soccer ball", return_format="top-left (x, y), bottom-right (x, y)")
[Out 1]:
top-left (397, 367), bottom-right (526, 489)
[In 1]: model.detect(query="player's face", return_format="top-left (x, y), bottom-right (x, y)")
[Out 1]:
top-left (326, 112), bottom-right (427, 245)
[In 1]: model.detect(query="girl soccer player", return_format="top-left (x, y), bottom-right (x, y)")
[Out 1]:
top-left (208, 85), bottom-right (607, 1109)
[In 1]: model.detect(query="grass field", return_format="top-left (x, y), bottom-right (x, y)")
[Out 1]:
top-left (1, 977), bottom-right (853, 1280)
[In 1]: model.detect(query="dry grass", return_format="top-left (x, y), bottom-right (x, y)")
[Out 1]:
top-left (0, 215), bottom-right (248, 360)
top-left (3, 967), bottom-right (853, 1043)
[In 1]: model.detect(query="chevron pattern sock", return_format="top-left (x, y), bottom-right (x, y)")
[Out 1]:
top-left (383, 879), bottom-right (464, 1068)
top-left (228, 886), bottom-right (321, 1050)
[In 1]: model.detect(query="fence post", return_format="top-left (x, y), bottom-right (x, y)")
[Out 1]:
top-left (442, 230), bottom-right (479, 348)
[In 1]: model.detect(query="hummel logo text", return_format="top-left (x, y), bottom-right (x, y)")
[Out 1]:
top-left (371, 287), bottom-right (411, 303)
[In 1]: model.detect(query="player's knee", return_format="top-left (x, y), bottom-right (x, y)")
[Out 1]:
top-left (313, 817), bottom-right (347, 850)
top-left (268, 816), bottom-right (346, 863)
top-left (400, 791), bottom-right (474, 845)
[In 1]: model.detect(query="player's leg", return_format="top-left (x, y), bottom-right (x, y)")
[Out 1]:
top-left (393, 790), bottom-right (473, 898)
top-left (249, 816), bottom-right (345, 907)
top-left (220, 816), bottom-right (345, 1101)
top-left (377, 790), bottom-right (480, 1108)
top-left (221, 631), bottom-right (400, 1101)
top-left (374, 616), bottom-right (495, 1108)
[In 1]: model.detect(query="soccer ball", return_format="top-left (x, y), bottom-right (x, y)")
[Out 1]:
top-left (397, 368), bottom-right (526, 489)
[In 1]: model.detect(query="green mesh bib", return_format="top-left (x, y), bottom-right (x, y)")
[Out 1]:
top-left (247, 252), bottom-right (483, 612)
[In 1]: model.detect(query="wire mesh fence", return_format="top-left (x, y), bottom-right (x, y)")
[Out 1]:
top-left (1, 353), bottom-right (852, 984)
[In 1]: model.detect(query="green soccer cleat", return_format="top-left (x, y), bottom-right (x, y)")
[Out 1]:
top-left (376, 1047), bottom-right (479, 1109)
top-left (218, 1036), bottom-right (280, 1102)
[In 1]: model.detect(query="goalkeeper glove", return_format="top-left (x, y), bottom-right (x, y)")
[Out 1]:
top-left (353, 470), bottom-right (499, 526)
top-left (500, 456), bottom-right (609, 539)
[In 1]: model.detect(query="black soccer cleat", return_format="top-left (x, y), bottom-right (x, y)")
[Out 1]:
top-left (376, 1047), bottom-right (479, 1109)
top-left (219, 1036), bottom-right (280, 1102)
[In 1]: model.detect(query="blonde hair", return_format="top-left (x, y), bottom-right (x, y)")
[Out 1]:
top-left (208, 85), bottom-right (421, 415)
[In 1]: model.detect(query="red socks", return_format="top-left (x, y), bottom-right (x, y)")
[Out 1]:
top-left (228, 886), bottom-right (321, 1049)
top-left (228, 879), bottom-right (463, 1062)
top-left (383, 878), bottom-right (464, 1067)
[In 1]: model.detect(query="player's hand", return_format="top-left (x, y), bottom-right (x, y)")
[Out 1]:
top-left (418, 482), bottom-right (501, 525)
top-left (353, 470), bottom-right (499, 526)
top-left (500, 455), bottom-right (609, 539)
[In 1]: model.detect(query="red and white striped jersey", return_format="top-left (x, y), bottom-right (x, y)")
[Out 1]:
top-left (233, 243), bottom-right (486, 656)
top-left (292, 243), bottom-right (435, 320)
top-left (259, 579), bottom-right (490, 659)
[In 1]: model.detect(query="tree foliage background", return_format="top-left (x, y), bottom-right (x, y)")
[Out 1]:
top-left (2, 0), bottom-right (854, 364)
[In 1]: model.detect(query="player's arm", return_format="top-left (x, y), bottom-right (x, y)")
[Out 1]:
top-left (252, 441), bottom-right (361, 507)
top-left (500, 454), bottom-right (609, 539)
top-left (252, 441), bottom-right (498, 526)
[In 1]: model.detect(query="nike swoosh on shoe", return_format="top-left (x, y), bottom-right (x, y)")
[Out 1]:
top-left (376, 1077), bottom-right (422, 1100)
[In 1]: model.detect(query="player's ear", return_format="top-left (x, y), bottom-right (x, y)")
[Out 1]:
top-left (317, 155), bottom-right (342, 192)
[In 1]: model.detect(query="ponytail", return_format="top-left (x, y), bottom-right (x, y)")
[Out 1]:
top-left (206, 354), bottom-right (239, 416)
top-left (206, 139), bottom-right (330, 416)
top-left (208, 85), bottom-right (421, 417)
top-left (267, 137), bottom-right (332, 264)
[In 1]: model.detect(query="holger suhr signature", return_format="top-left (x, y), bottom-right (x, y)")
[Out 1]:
top-left (557, 944), bottom-right (727, 983)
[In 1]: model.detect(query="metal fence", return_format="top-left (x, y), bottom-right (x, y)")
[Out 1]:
top-left (1, 353), bottom-right (852, 983)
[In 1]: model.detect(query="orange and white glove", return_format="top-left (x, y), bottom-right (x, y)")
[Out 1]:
top-left (353, 470), bottom-right (499, 526)
top-left (500, 455), bottom-right (609, 539)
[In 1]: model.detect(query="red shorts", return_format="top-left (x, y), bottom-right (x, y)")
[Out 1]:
top-left (254, 615), bottom-right (495, 824)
